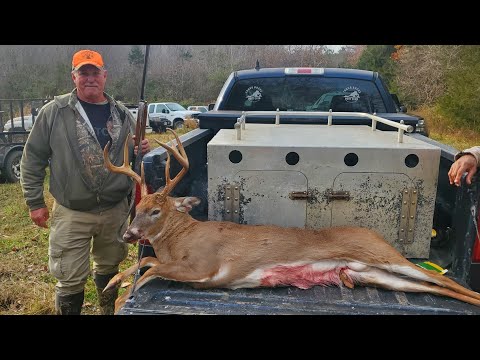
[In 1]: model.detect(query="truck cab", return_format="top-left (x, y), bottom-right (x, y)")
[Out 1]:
top-left (199, 67), bottom-right (427, 135)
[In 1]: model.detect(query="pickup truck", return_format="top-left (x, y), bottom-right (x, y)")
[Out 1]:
top-left (147, 102), bottom-right (200, 133)
top-left (118, 67), bottom-right (480, 315)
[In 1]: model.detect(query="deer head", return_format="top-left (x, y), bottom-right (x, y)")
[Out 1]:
top-left (103, 128), bottom-right (192, 244)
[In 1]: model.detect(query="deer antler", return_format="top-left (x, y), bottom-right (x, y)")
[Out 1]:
top-left (103, 134), bottom-right (148, 197)
top-left (154, 129), bottom-right (189, 198)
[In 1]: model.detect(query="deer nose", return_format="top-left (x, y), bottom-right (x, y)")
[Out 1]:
top-left (122, 232), bottom-right (135, 243)
top-left (123, 228), bottom-right (143, 243)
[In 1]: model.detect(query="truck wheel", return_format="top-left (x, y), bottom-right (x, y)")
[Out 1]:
top-left (173, 120), bottom-right (184, 130)
top-left (4, 150), bottom-right (22, 183)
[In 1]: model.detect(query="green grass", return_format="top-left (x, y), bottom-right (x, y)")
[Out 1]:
top-left (0, 180), bottom-right (57, 314)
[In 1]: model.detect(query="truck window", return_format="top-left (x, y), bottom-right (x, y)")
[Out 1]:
top-left (155, 104), bottom-right (168, 113)
top-left (222, 77), bottom-right (387, 113)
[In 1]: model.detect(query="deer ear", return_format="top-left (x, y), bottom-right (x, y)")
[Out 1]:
top-left (174, 197), bottom-right (201, 213)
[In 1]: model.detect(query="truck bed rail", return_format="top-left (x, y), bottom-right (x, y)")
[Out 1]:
top-left (236, 110), bottom-right (414, 143)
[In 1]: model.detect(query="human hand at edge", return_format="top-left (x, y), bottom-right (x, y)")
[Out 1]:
top-left (30, 207), bottom-right (49, 228)
top-left (133, 136), bottom-right (151, 156)
top-left (448, 154), bottom-right (477, 186)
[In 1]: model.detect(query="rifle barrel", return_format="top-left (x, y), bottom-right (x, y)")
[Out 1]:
top-left (140, 45), bottom-right (150, 102)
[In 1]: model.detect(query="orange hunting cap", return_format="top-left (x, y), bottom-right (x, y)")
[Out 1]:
top-left (72, 49), bottom-right (104, 71)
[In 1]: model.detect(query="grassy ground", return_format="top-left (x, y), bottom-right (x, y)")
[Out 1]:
top-left (412, 106), bottom-right (480, 151)
top-left (0, 126), bottom-right (194, 315)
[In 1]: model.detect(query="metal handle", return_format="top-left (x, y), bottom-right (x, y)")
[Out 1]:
top-left (289, 191), bottom-right (312, 200)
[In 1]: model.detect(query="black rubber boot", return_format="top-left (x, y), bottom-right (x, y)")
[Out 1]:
top-left (55, 291), bottom-right (84, 315)
top-left (94, 272), bottom-right (119, 315)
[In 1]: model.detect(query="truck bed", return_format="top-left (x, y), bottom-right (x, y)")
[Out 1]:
top-left (117, 279), bottom-right (480, 315)
top-left (139, 130), bottom-right (480, 315)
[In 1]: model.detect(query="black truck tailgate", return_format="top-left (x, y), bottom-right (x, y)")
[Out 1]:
top-left (117, 279), bottom-right (480, 315)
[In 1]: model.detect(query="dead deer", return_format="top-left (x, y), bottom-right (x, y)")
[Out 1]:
top-left (103, 129), bottom-right (480, 313)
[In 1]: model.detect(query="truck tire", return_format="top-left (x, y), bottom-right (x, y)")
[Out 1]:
top-left (4, 150), bottom-right (22, 183)
top-left (173, 119), bottom-right (184, 130)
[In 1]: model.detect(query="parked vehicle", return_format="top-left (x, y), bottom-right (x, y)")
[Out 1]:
top-left (121, 103), bottom-right (139, 118)
top-left (187, 105), bottom-right (209, 124)
top-left (0, 99), bottom-right (49, 182)
top-left (187, 105), bottom-right (208, 113)
top-left (115, 67), bottom-right (479, 314)
top-left (3, 114), bottom-right (35, 132)
top-left (147, 102), bottom-right (200, 133)
top-left (120, 103), bottom-right (152, 132)
top-left (2, 99), bottom-right (48, 132)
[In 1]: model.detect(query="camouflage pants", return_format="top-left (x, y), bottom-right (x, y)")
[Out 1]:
top-left (48, 199), bottom-right (129, 295)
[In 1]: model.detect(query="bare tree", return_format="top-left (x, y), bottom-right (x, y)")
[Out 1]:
top-left (395, 45), bottom-right (462, 107)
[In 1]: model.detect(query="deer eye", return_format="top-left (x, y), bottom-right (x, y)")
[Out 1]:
top-left (151, 209), bottom-right (160, 216)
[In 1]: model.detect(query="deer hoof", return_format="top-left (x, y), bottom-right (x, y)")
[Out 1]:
top-left (103, 274), bottom-right (123, 292)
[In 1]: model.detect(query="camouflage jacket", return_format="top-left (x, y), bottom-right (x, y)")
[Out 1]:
top-left (20, 89), bottom-right (136, 212)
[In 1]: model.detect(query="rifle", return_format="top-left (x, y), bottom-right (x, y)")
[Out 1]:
top-left (131, 45), bottom-right (150, 222)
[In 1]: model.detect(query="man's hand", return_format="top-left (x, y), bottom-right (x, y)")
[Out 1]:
top-left (133, 136), bottom-right (150, 155)
top-left (448, 154), bottom-right (477, 186)
top-left (30, 207), bottom-right (49, 228)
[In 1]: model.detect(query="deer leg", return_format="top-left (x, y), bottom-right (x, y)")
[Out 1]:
top-left (104, 256), bottom-right (161, 292)
top-left (347, 266), bottom-right (480, 307)
top-left (114, 285), bottom-right (133, 314)
top-left (373, 258), bottom-right (480, 301)
top-left (128, 263), bottom-right (219, 293)
top-left (113, 261), bottom-right (215, 313)
top-left (406, 265), bottom-right (480, 301)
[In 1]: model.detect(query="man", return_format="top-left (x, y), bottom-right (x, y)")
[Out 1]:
top-left (448, 146), bottom-right (480, 187)
top-left (20, 49), bottom-right (150, 315)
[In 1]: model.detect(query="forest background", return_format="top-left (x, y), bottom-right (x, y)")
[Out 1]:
top-left (1, 44), bottom-right (478, 149)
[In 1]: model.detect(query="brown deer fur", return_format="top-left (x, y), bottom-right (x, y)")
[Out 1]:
top-left (104, 129), bottom-right (480, 313)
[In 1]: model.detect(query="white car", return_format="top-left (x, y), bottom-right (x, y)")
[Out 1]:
top-left (3, 115), bottom-right (34, 132)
